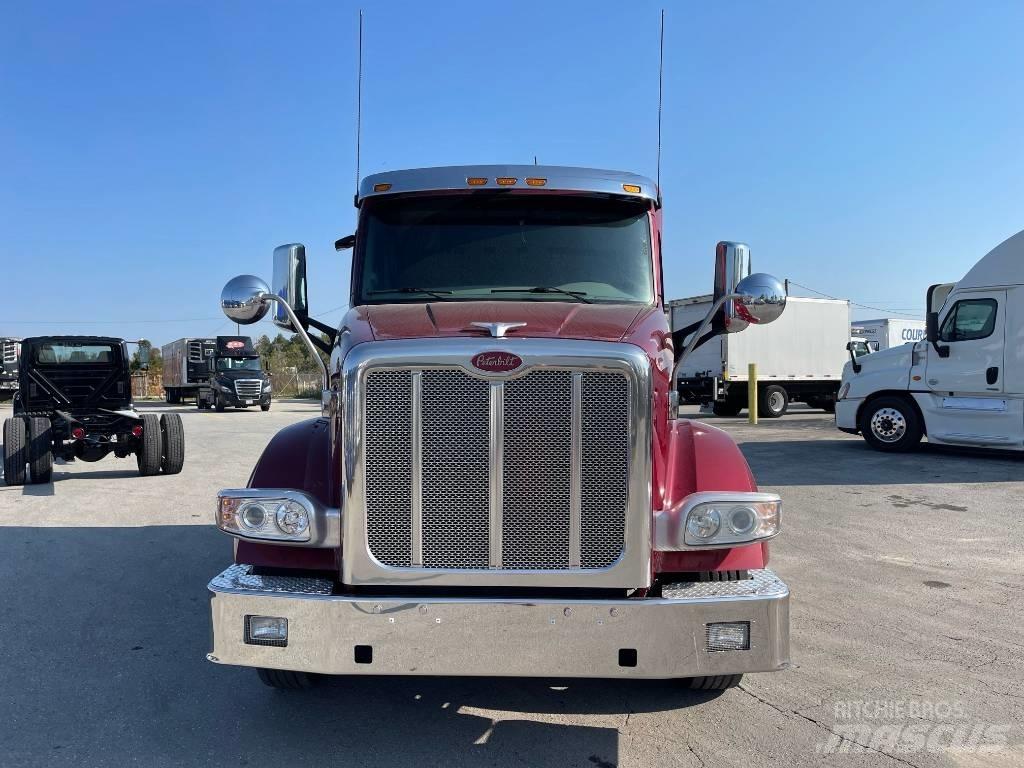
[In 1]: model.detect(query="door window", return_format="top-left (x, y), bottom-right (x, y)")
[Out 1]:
top-left (939, 299), bottom-right (997, 342)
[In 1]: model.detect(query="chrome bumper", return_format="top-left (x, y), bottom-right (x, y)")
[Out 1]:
top-left (207, 566), bottom-right (789, 679)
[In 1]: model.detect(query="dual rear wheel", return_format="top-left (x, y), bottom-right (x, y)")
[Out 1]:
top-left (137, 413), bottom-right (185, 476)
top-left (3, 417), bottom-right (52, 486)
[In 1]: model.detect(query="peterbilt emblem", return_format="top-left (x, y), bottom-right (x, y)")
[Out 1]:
top-left (471, 352), bottom-right (522, 372)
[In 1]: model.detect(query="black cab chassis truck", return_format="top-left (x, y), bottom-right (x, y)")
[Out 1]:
top-left (162, 336), bottom-right (271, 412)
top-left (2, 336), bottom-right (184, 486)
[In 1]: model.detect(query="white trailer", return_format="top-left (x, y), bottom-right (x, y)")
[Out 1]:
top-left (837, 229), bottom-right (1024, 452)
top-left (850, 318), bottom-right (926, 351)
top-left (672, 295), bottom-right (851, 417)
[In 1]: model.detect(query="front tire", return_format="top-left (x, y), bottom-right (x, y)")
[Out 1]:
top-left (260, 403), bottom-right (271, 412)
top-left (214, 393), bottom-right (225, 412)
top-left (859, 395), bottom-right (923, 452)
top-left (136, 414), bottom-right (162, 476)
top-left (27, 417), bottom-right (53, 483)
top-left (160, 413), bottom-right (185, 474)
top-left (760, 385), bottom-right (789, 418)
top-left (681, 674), bottom-right (743, 691)
top-left (3, 417), bottom-right (27, 486)
top-left (257, 668), bottom-right (317, 690)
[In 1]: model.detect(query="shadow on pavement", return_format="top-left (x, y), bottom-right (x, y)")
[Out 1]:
top-left (0, 524), bottom-right (710, 768)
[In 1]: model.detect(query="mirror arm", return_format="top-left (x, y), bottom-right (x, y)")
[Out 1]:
top-left (847, 347), bottom-right (862, 374)
top-left (259, 294), bottom-right (329, 390)
top-left (306, 316), bottom-right (339, 346)
top-left (671, 292), bottom-right (740, 385)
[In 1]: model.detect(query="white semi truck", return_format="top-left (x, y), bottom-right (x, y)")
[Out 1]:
top-left (850, 318), bottom-right (926, 352)
top-left (673, 295), bottom-right (850, 417)
top-left (837, 228), bottom-right (1024, 452)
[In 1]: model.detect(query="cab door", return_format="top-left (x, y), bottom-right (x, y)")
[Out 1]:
top-left (922, 290), bottom-right (1021, 447)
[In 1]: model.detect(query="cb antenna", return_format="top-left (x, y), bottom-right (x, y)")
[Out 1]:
top-left (656, 8), bottom-right (665, 193)
top-left (355, 9), bottom-right (364, 197)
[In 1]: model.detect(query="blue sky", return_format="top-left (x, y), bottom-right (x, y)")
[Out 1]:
top-left (2, 0), bottom-right (1022, 344)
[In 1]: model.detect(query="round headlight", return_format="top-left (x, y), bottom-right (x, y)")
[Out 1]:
top-left (686, 507), bottom-right (721, 540)
top-left (239, 503), bottom-right (269, 530)
top-left (727, 506), bottom-right (758, 535)
top-left (275, 501), bottom-right (309, 537)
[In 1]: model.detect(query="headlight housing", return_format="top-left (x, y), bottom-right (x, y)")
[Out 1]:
top-left (217, 489), bottom-right (340, 547)
top-left (654, 492), bottom-right (781, 550)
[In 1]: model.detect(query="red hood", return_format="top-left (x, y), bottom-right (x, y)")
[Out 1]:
top-left (361, 301), bottom-right (651, 342)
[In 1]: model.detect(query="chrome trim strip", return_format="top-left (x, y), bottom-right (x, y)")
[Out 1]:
top-left (358, 165), bottom-right (659, 206)
top-left (569, 372), bottom-right (583, 569)
top-left (342, 337), bottom-right (653, 589)
top-left (207, 567), bottom-right (789, 678)
top-left (653, 491), bottom-right (782, 551)
top-left (410, 371), bottom-right (424, 567)
top-left (489, 380), bottom-right (504, 569)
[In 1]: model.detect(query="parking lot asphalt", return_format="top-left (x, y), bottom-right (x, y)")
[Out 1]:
top-left (1, 400), bottom-right (1022, 767)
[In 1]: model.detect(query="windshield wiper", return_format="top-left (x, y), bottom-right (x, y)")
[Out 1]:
top-left (368, 287), bottom-right (454, 301)
top-left (490, 286), bottom-right (593, 304)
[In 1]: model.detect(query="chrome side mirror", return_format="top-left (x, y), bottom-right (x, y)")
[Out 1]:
top-left (713, 242), bottom-right (752, 334)
top-left (220, 275), bottom-right (272, 325)
top-left (272, 244), bottom-right (309, 331)
top-left (733, 273), bottom-right (787, 325)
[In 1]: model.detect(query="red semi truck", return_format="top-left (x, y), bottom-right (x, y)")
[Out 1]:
top-left (207, 165), bottom-right (790, 691)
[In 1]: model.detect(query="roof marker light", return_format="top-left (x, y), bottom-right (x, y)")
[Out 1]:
top-left (622, 183), bottom-right (641, 194)
top-left (525, 177), bottom-right (547, 187)
top-left (373, 183), bottom-right (392, 192)
top-left (495, 177), bottom-right (517, 186)
top-left (467, 177), bottom-right (488, 186)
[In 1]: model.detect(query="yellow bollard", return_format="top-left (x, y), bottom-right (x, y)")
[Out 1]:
top-left (748, 363), bottom-right (758, 424)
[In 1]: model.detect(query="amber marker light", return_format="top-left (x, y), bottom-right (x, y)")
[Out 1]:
top-left (467, 177), bottom-right (488, 186)
top-left (525, 178), bottom-right (547, 186)
top-left (373, 183), bottom-right (392, 192)
top-left (495, 177), bottom-right (518, 186)
top-left (622, 183), bottom-right (641, 194)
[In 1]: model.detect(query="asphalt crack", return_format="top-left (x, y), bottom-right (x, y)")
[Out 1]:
top-left (737, 685), bottom-right (925, 768)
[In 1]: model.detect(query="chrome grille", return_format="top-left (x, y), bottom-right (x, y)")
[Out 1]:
top-left (234, 379), bottom-right (263, 398)
top-left (362, 366), bottom-right (629, 572)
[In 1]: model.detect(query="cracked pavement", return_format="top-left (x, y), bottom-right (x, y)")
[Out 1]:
top-left (0, 401), bottom-right (1021, 767)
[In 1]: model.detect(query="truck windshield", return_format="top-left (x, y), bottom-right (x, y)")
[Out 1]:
top-left (357, 195), bottom-right (655, 304)
top-left (216, 357), bottom-right (262, 371)
top-left (36, 342), bottom-right (117, 364)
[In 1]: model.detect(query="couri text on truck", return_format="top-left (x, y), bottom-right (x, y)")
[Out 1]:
top-left (837, 228), bottom-right (1024, 451)
top-left (206, 166), bottom-right (791, 691)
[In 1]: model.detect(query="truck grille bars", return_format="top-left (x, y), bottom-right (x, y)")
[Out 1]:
top-left (363, 367), bottom-right (630, 572)
top-left (234, 380), bottom-right (263, 399)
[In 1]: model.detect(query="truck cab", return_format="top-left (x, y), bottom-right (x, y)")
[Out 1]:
top-left (837, 229), bottom-right (1024, 451)
top-left (197, 336), bottom-right (272, 412)
top-left (206, 165), bottom-right (790, 691)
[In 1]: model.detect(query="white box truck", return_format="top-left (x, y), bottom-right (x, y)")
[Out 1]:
top-left (850, 318), bottom-right (926, 351)
top-left (672, 295), bottom-right (851, 417)
top-left (837, 228), bottom-right (1024, 452)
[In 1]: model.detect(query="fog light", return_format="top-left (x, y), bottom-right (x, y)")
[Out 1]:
top-left (706, 621), bottom-right (750, 652)
top-left (245, 615), bottom-right (288, 647)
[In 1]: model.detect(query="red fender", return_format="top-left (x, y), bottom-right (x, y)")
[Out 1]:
top-left (653, 419), bottom-right (769, 574)
top-left (234, 417), bottom-right (340, 571)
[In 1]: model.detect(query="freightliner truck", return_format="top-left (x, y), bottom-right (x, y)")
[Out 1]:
top-left (163, 336), bottom-right (271, 411)
top-left (206, 165), bottom-right (790, 692)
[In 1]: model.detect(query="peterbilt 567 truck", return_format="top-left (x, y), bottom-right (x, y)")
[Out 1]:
top-left (207, 165), bottom-right (790, 691)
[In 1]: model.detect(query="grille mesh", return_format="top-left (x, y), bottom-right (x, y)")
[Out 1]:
top-left (363, 366), bottom-right (628, 572)
top-left (421, 370), bottom-right (490, 568)
top-left (503, 371), bottom-right (572, 569)
top-left (581, 373), bottom-right (629, 567)
top-left (234, 380), bottom-right (263, 398)
top-left (365, 370), bottom-right (413, 566)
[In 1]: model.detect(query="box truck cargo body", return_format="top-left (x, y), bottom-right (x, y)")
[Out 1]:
top-left (672, 295), bottom-right (851, 417)
top-left (850, 318), bottom-right (926, 351)
top-left (161, 338), bottom-right (216, 403)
